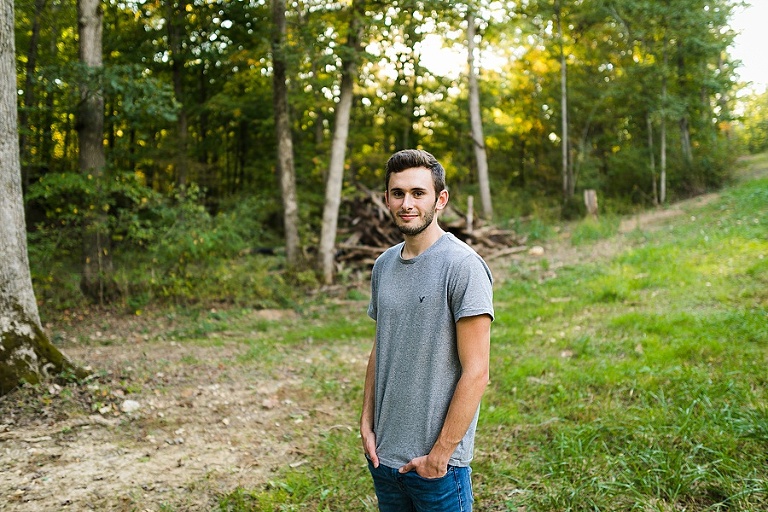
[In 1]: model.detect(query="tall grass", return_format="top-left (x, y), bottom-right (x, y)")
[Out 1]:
top-left (217, 168), bottom-right (767, 510)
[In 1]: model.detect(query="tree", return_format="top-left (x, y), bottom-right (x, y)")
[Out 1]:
top-left (271, 0), bottom-right (302, 268)
top-left (1, 0), bottom-right (87, 396)
top-left (317, 0), bottom-right (364, 285)
top-left (467, 7), bottom-right (493, 220)
top-left (17, 0), bottom-right (46, 193)
top-left (554, 0), bottom-right (570, 201)
top-left (78, 0), bottom-right (116, 302)
top-left (167, 0), bottom-right (189, 189)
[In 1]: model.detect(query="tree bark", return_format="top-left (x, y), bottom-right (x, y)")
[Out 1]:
top-left (18, 0), bottom-right (47, 193)
top-left (271, 0), bottom-right (301, 268)
top-left (1, 0), bottom-right (88, 396)
top-left (660, 40), bottom-right (668, 204)
top-left (77, 0), bottom-right (115, 303)
top-left (555, 2), bottom-right (571, 201)
top-left (467, 10), bottom-right (493, 220)
top-left (317, 0), bottom-right (363, 285)
top-left (677, 40), bottom-right (692, 164)
top-left (647, 113), bottom-right (658, 206)
top-left (169, 0), bottom-right (189, 189)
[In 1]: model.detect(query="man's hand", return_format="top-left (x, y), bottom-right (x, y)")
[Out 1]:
top-left (361, 426), bottom-right (379, 468)
top-left (398, 454), bottom-right (448, 479)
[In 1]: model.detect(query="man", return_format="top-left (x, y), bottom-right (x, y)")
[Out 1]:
top-left (361, 149), bottom-right (494, 511)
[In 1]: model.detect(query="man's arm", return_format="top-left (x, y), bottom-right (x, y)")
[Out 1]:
top-left (399, 314), bottom-right (491, 478)
top-left (360, 341), bottom-right (379, 467)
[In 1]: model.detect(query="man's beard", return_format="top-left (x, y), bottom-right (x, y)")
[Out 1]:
top-left (392, 206), bottom-right (436, 236)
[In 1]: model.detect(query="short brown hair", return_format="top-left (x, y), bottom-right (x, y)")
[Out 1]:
top-left (385, 149), bottom-right (446, 194)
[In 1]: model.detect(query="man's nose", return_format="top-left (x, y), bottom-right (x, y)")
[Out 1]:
top-left (402, 194), bottom-right (414, 208)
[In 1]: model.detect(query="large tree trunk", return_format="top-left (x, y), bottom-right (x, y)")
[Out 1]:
top-left (271, 0), bottom-right (301, 268)
top-left (77, 0), bottom-right (115, 303)
top-left (467, 10), bottom-right (493, 220)
top-left (1, 0), bottom-right (87, 396)
top-left (317, 0), bottom-right (363, 285)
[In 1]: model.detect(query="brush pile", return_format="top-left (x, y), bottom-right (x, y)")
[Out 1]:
top-left (335, 186), bottom-right (527, 268)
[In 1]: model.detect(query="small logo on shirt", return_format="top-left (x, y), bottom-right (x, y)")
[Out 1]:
top-left (419, 296), bottom-right (426, 303)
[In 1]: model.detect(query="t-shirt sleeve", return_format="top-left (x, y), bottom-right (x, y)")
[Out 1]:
top-left (450, 254), bottom-right (494, 322)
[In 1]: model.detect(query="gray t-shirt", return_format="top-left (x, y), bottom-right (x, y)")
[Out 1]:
top-left (367, 233), bottom-right (494, 469)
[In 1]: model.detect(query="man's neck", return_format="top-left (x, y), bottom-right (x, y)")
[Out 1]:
top-left (401, 223), bottom-right (445, 259)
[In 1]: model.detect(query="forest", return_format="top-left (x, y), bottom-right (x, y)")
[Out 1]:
top-left (8, 0), bottom-right (766, 314)
top-left (2, 1), bottom-right (768, 509)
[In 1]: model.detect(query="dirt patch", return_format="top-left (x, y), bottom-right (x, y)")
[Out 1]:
top-left (488, 191), bottom-right (725, 283)
top-left (0, 313), bottom-right (368, 511)
top-left (618, 192), bottom-right (720, 234)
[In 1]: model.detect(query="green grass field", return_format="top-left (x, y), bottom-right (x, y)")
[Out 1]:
top-left (218, 160), bottom-right (767, 511)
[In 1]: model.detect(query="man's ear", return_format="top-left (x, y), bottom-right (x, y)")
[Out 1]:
top-left (384, 190), bottom-right (390, 208)
top-left (436, 189), bottom-right (449, 211)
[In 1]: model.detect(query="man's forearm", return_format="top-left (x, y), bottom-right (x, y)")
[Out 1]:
top-left (429, 368), bottom-right (489, 463)
top-left (360, 345), bottom-right (376, 429)
top-left (431, 314), bottom-right (491, 464)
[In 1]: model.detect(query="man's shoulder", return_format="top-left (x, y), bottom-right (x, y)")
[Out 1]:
top-left (439, 233), bottom-right (485, 261)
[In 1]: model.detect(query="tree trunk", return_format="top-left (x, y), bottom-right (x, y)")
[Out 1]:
top-left (317, 0), bottom-right (363, 285)
top-left (647, 113), bottom-right (658, 205)
top-left (660, 41), bottom-right (668, 204)
top-left (19, 0), bottom-right (47, 193)
top-left (271, 0), bottom-right (301, 268)
top-left (555, 2), bottom-right (571, 201)
top-left (169, 0), bottom-right (188, 189)
top-left (40, 3), bottom-right (60, 173)
top-left (77, 0), bottom-right (115, 303)
top-left (1, 0), bottom-right (88, 396)
top-left (467, 10), bottom-right (493, 220)
top-left (677, 40), bottom-right (692, 164)
top-left (679, 116), bottom-right (692, 163)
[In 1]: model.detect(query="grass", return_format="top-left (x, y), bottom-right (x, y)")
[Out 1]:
top-left (206, 162), bottom-right (766, 510)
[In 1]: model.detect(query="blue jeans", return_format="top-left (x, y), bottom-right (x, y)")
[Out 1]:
top-left (368, 459), bottom-right (474, 512)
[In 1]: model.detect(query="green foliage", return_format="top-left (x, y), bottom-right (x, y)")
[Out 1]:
top-left (15, 0), bottom-right (747, 273)
top-left (736, 90), bottom-right (768, 154)
top-left (27, 178), bottom-right (303, 313)
top-left (113, 185), bottom-right (299, 309)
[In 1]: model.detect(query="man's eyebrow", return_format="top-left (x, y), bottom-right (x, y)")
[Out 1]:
top-left (389, 186), bottom-right (428, 192)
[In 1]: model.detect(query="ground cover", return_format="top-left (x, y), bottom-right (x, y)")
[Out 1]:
top-left (1, 156), bottom-right (766, 511)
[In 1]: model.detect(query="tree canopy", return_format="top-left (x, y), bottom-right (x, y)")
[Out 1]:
top-left (12, 0), bottom-right (751, 298)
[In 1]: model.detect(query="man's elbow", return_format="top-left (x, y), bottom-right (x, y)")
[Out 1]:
top-left (480, 369), bottom-right (490, 390)
top-left (467, 365), bottom-right (490, 390)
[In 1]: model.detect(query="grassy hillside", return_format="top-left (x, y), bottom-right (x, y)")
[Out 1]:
top-left (216, 156), bottom-right (767, 511)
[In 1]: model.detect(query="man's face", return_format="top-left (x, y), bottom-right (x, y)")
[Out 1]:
top-left (385, 167), bottom-right (447, 237)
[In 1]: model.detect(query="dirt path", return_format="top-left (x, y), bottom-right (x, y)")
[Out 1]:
top-left (488, 190), bottom-right (724, 283)
top-left (1, 311), bottom-right (368, 511)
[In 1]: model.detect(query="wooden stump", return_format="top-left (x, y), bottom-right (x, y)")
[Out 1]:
top-left (584, 189), bottom-right (598, 218)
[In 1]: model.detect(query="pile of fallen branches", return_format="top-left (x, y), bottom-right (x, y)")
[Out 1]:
top-left (336, 185), bottom-right (527, 268)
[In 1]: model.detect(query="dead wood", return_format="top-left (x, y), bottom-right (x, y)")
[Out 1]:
top-left (336, 185), bottom-right (527, 268)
